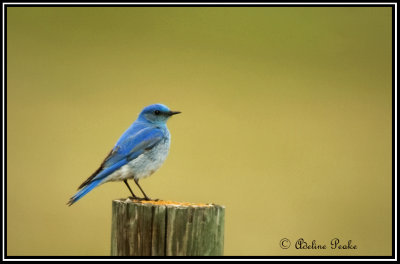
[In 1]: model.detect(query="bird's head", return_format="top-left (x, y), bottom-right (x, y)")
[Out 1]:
top-left (138, 104), bottom-right (181, 124)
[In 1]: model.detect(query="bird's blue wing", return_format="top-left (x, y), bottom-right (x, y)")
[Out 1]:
top-left (78, 126), bottom-right (164, 189)
top-left (104, 126), bottom-right (164, 166)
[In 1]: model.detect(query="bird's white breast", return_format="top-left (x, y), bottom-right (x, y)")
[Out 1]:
top-left (103, 137), bottom-right (171, 184)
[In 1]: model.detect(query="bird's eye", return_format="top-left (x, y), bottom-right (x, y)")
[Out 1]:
top-left (154, 110), bottom-right (161, 115)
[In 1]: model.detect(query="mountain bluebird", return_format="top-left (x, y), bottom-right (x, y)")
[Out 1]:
top-left (67, 104), bottom-right (181, 206)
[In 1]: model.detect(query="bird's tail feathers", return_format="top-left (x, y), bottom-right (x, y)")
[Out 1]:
top-left (67, 180), bottom-right (101, 206)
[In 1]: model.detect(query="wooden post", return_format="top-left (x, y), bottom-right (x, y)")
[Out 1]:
top-left (111, 198), bottom-right (225, 256)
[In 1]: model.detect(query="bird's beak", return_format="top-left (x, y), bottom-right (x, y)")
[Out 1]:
top-left (168, 111), bottom-right (181, 116)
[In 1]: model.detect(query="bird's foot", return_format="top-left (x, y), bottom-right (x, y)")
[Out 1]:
top-left (128, 196), bottom-right (143, 201)
top-left (128, 196), bottom-right (157, 202)
top-left (128, 196), bottom-right (160, 202)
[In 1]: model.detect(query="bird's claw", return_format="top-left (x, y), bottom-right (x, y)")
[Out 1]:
top-left (128, 196), bottom-right (158, 202)
top-left (128, 196), bottom-right (143, 201)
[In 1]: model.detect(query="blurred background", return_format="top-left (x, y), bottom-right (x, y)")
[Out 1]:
top-left (7, 7), bottom-right (392, 256)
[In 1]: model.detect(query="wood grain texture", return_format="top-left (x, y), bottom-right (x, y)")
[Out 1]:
top-left (111, 199), bottom-right (225, 256)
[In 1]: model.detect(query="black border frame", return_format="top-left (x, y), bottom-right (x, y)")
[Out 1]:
top-left (2, 1), bottom-right (397, 260)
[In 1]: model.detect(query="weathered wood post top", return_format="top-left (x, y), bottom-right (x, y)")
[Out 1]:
top-left (111, 198), bottom-right (225, 256)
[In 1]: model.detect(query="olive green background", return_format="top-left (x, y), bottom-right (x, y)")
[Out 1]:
top-left (7, 7), bottom-right (392, 256)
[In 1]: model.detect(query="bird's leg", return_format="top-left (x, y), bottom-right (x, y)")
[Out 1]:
top-left (124, 180), bottom-right (138, 199)
top-left (134, 179), bottom-right (153, 201)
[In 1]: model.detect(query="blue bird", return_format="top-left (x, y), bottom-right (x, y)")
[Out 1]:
top-left (67, 104), bottom-right (181, 206)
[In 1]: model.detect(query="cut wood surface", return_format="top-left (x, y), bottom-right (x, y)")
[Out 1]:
top-left (111, 198), bottom-right (225, 256)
